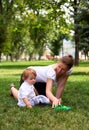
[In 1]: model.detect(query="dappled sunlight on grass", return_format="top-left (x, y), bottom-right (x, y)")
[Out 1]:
top-left (73, 66), bottom-right (89, 73)
top-left (0, 69), bottom-right (22, 75)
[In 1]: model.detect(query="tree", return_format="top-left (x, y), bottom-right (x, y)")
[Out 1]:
top-left (66, 0), bottom-right (89, 64)
top-left (0, 0), bottom-right (14, 62)
top-left (25, 0), bottom-right (69, 60)
top-left (65, 0), bottom-right (81, 65)
top-left (26, 9), bottom-right (51, 60)
top-left (49, 33), bottom-right (64, 57)
top-left (11, 26), bottom-right (25, 61)
top-left (73, 0), bottom-right (80, 65)
top-left (2, 0), bottom-right (86, 62)
top-left (78, 0), bottom-right (89, 60)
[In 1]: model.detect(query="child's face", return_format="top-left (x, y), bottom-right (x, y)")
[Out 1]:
top-left (26, 74), bottom-right (36, 85)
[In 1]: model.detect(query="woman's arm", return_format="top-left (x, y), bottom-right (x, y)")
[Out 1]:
top-left (46, 78), bottom-right (60, 107)
top-left (56, 75), bottom-right (69, 99)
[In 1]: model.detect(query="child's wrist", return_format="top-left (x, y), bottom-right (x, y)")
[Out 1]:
top-left (26, 104), bottom-right (32, 107)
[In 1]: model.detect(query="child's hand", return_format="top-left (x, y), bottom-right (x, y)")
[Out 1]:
top-left (27, 104), bottom-right (32, 109)
top-left (23, 98), bottom-right (32, 109)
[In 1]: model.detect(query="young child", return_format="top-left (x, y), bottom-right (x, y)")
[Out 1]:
top-left (17, 68), bottom-right (50, 108)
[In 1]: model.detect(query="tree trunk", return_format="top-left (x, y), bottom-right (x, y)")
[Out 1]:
top-left (87, 52), bottom-right (89, 60)
top-left (9, 54), bottom-right (13, 62)
top-left (38, 46), bottom-right (44, 60)
top-left (6, 55), bottom-right (8, 61)
top-left (0, 0), bottom-right (3, 14)
top-left (29, 54), bottom-right (33, 61)
top-left (74, 30), bottom-right (79, 65)
top-left (0, 52), bottom-right (2, 62)
top-left (74, 0), bottom-right (79, 66)
top-left (38, 54), bottom-right (41, 60)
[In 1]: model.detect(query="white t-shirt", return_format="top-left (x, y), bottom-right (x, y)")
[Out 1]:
top-left (17, 81), bottom-right (36, 107)
top-left (28, 65), bottom-right (72, 84)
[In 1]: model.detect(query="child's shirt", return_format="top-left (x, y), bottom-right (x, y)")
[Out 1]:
top-left (17, 81), bottom-right (36, 107)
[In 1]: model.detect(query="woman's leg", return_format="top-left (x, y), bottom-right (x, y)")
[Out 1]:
top-left (34, 82), bottom-right (46, 96)
top-left (10, 86), bottom-right (18, 100)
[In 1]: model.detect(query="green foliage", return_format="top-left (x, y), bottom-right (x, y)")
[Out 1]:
top-left (49, 33), bottom-right (63, 56)
top-left (0, 61), bottom-right (89, 130)
top-left (0, 0), bottom-right (89, 62)
top-left (77, 0), bottom-right (89, 59)
top-left (0, 0), bottom-right (71, 61)
top-left (0, 0), bottom-right (14, 54)
top-left (10, 21), bottom-right (25, 60)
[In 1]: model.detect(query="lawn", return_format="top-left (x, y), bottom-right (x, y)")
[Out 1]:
top-left (0, 60), bottom-right (89, 130)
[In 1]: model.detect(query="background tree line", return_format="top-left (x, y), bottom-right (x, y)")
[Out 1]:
top-left (0, 0), bottom-right (89, 65)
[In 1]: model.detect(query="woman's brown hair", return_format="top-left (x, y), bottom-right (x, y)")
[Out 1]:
top-left (60, 55), bottom-right (74, 69)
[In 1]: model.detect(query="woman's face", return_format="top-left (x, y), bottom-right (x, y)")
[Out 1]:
top-left (56, 62), bottom-right (68, 76)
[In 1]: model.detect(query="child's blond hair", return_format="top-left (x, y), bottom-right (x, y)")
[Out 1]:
top-left (22, 68), bottom-right (37, 80)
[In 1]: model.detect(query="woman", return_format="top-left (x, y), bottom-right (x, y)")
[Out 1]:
top-left (10, 55), bottom-right (74, 108)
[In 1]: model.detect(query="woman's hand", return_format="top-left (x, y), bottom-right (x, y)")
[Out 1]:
top-left (52, 98), bottom-right (62, 108)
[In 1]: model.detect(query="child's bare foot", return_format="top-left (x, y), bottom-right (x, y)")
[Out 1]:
top-left (10, 83), bottom-right (15, 88)
top-left (10, 83), bottom-right (15, 96)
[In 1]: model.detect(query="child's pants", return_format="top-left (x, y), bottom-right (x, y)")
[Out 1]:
top-left (29, 95), bottom-right (50, 106)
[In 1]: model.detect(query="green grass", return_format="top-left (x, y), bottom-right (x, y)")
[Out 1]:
top-left (0, 60), bottom-right (89, 130)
